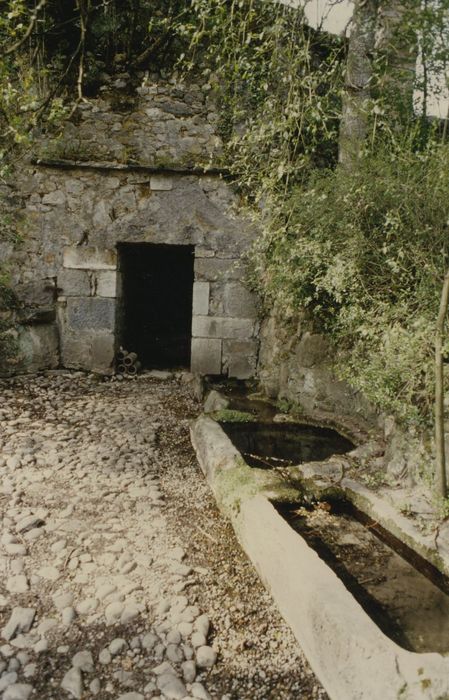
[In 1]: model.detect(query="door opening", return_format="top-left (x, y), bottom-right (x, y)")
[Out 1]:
top-left (117, 243), bottom-right (194, 369)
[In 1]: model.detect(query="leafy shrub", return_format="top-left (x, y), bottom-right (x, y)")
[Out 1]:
top-left (252, 142), bottom-right (449, 425)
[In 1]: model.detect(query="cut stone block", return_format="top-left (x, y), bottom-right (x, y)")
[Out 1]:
top-left (66, 297), bottom-right (115, 331)
top-left (61, 334), bottom-right (90, 369)
top-left (95, 270), bottom-right (117, 298)
top-left (150, 175), bottom-right (173, 191)
top-left (192, 316), bottom-right (255, 340)
top-left (224, 339), bottom-right (258, 379)
top-left (63, 246), bottom-right (117, 270)
top-left (58, 269), bottom-right (91, 296)
top-left (92, 334), bottom-right (115, 372)
top-left (192, 282), bottom-right (209, 316)
top-left (223, 282), bottom-right (257, 318)
top-left (194, 258), bottom-right (241, 281)
top-left (191, 338), bottom-right (222, 375)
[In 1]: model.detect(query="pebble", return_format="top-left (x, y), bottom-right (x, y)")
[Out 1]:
top-left (90, 678), bottom-right (101, 694)
top-left (62, 606), bottom-right (76, 626)
top-left (105, 601), bottom-right (124, 623)
top-left (191, 632), bottom-right (206, 648)
top-left (196, 646), bottom-right (217, 669)
top-left (72, 650), bottom-right (94, 672)
top-left (3, 684), bottom-right (33, 700)
top-left (191, 683), bottom-right (212, 700)
top-left (166, 643), bottom-right (184, 663)
top-left (61, 667), bottom-right (83, 699)
top-left (99, 648), bottom-right (112, 664)
top-left (109, 638), bottom-right (127, 655)
top-left (116, 694), bottom-right (144, 700)
top-left (157, 673), bottom-right (187, 699)
top-left (0, 672), bottom-right (18, 693)
top-left (6, 575), bottom-right (28, 593)
top-left (37, 566), bottom-right (60, 581)
top-left (141, 632), bottom-right (158, 650)
top-left (4, 544), bottom-right (27, 556)
top-left (194, 614), bottom-right (210, 638)
top-left (23, 663), bottom-right (36, 678)
top-left (76, 598), bottom-right (98, 615)
top-left (181, 660), bottom-right (196, 683)
top-left (53, 591), bottom-right (74, 610)
top-left (2, 608), bottom-right (36, 642)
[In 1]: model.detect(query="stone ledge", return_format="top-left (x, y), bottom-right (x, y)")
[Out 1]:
top-left (32, 158), bottom-right (228, 177)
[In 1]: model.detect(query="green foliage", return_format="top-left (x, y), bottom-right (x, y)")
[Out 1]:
top-left (252, 142), bottom-right (449, 425)
top-left (183, 0), bottom-right (344, 195)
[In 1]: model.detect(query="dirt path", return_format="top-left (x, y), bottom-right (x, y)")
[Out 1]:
top-left (0, 372), bottom-right (327, 700)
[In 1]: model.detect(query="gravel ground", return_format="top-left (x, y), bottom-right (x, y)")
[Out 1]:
top-left (0, 371), bottom-right (328, 700)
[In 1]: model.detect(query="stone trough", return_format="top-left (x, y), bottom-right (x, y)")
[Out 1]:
top-left (190, 414), bottom-right (449, 700)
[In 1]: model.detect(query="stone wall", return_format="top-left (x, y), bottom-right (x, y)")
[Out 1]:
top-left (258, 311), bottom-right (378, 429)
top-left (4, 75), bottom-right (259, 377)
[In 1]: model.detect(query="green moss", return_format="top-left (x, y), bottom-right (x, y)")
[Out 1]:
top-left (214, 409), bottom-right (255, 423)
top-left (214, 457), bottom-right (301, 518)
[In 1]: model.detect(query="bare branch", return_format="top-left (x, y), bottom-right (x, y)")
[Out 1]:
top-left (3, 0), bottom-right (47, 56)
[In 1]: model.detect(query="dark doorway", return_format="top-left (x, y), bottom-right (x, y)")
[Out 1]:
top-left (118, 243), bottom-right (194, 369)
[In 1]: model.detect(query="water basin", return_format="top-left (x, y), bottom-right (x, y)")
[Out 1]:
top-left (220, 421), bottom-right (354, 468)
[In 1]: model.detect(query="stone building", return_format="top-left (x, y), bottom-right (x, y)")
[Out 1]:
top-left (5, 76), bottom-right (259, 378)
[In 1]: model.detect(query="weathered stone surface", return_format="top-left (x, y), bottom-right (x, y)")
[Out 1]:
top-left (63, 247), bottom-right (117, 271)
top-left (58, 269), bottom-right (91, 296)
top-left (42, 190), bottom-right (66, 206)
top-left (91, 333), bottom-right (115, 371)
top-left (16, 325), bottom-right (59, 375)
top-left (95, 270), bottom-right (116, 298)
top-left (192, 282), bottom-right (209, 316)
top-left (191, 339), bottom-right (222, 375)
top-left (223, 340), bottom-right (258, 380)
top-left (66, 298), bottom-right (115, 331)
top-left (194, 258), bottom-right (242, 282)
top-left (223, 282), bottom-right (257, 318)
top-left (192, 316), bottom-right (254, 341)
top-left (150, 175), bottom-right (173, 191)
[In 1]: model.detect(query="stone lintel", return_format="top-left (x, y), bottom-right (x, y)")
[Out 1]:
top-left (63, 246), bottom-right (117, 271)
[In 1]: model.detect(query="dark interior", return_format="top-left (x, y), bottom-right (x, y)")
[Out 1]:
top-left (118, 243), bottom-right (194, 369)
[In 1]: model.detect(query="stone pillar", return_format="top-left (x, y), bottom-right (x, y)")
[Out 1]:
top-left (58, 247), bottom-right (117, 373)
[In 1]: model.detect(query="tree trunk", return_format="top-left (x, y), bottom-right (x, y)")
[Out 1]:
top-left (435, 270), bottom-right (449, 499)
top-left (376, 0), bottom-right (418, 121)
top-left (338, 0), bottom-right (379, 168)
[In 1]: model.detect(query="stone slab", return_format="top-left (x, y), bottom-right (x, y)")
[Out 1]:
top-left (150, 175), bottom-right (173, 191)
top-left (66, 297), bottom-right (115, 331)
top-left (92, 333), bottom-right (115, 372)
top-left (192, 316), bottom-right (254, 340)
top-left (223, 282), bottom-right (257, 319)
top-left (223, 339), bottom-right (258, 379)
top-left (95, 271), bottom-right (117, 298)
top-left (63, 247), bottom-right (117, 271)
top-left (194, 258), bottom-right (241, 282)
top-left (192, 282), bottom-right (209, 316)
top-left (58, 269), bottom-right (91, 297)
top-left (191, 338), bottom-right (222, 375)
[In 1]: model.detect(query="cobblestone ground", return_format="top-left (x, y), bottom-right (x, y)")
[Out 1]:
top-left (0, 371), bottom-right (328, 700)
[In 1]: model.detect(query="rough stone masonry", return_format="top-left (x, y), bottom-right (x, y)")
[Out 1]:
top-left (3, 74), bottom-right (259, 379)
